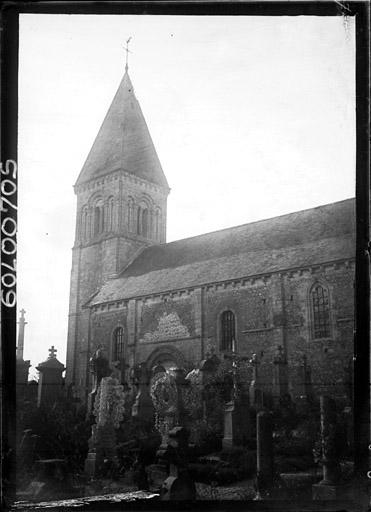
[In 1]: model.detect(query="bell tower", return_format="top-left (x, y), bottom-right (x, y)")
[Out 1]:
top-left (65, 60), bottom-right (170, 390)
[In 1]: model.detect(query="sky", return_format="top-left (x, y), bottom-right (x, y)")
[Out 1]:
top-left (17, 14), bottom-right (355, 378)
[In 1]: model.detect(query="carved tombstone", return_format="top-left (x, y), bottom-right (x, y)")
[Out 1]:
top-left (272, 345), bottom-right (289, 405)
top-left (84, 349), bottom-right (125, 478)
top-left (312, 396), bottom-right (343, 500)
top-left (249, 353), bottom-right (264, 409)
top-left (132, 362), bottom-right (155, 429)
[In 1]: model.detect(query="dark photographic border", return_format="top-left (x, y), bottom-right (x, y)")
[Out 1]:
top-left (1, 1), bottom-right (369, 510)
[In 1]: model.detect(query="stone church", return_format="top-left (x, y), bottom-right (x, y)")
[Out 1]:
top-left (65, 66), bottom-right (355, 403)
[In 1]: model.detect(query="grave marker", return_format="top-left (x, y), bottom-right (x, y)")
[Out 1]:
top-left (256, 411), bottom-right (274, 497)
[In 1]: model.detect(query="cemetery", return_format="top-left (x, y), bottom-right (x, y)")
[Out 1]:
top-left (13, 339), bottom-right (364, 509)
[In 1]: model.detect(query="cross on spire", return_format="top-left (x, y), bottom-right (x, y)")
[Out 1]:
top-left (124, 37), bottom-right (132, 72)
top-left (48, 345), bottom-right (57, 358)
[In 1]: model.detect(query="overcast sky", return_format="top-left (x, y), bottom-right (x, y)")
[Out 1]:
top-left (17, 14), bottom-right (355, 377)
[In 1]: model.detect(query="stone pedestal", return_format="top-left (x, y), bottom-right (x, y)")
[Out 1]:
top-left (84, 425), bottom-right (97, 478)
top-left (312, 395), bottom-right (342, 500)
top-left (312, 483), bottom-right (353, 501)
top-left (272, 345), bottom-right (289, 405)
top-left (222, 395), bottom-right (251, 449)
top-left (222, 401), bottom-right (234, 449)
top-left (16, 359), bottom-right (31, 385)
top-left (256, 411), bottom-right (274, 495)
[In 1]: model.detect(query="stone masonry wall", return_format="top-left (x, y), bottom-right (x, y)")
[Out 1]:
top-left (85, 260), bottom-right (354, 400)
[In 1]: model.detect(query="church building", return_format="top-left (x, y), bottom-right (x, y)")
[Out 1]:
top-left (65, 64), bottom-right (355, 403)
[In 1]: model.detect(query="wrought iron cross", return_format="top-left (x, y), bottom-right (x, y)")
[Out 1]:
top-left (124, 37), bottom-right (132, 72)
top-left (223, 339), bottom-right (250, 399)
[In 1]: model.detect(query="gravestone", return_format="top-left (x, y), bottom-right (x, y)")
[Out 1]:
top-left (18, 429), bottom-right (38, 471)
top-left (256, 411), bottom-right (274, 497)
top-left (148, 369), bottom-right (180, 491)
top-left (296, 354), bottom-right (314, 415)
top-left (19, 459), bottom-right (75, 501)
top-left (342, 358), bottom-right (353, 452)
top-left (249, 353), bottom-right (264, 409)
top-left (150, 370), bottom-right (178, 460)
top-left (132, 363), bottom-right (155, 428)
top-left (160, 426), bottom-right (196, 500)
top-left (312, 396), bottom-right (343, 500)
top-left (84, 352), bottom-right (125, 478)
top-left (272, 345), bottom-right (289, 405)
top-left (222, 343), bottom-right (251, 448)
top-left (199, 349), bottom-right (221, 422)
top-left (36, 347), bottom-right (65, 408)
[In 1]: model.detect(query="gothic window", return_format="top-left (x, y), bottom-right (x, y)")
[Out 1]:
top-left (142, 208), bottom-right (149, 237)
top-left (310, 283), bottom-right (331, 339)
top-left (128, 197), bottom-right (134, 232)
top-left (113, 327), bottom-right (124, 361)
top-left (220, 310), bottom-right (236, 352)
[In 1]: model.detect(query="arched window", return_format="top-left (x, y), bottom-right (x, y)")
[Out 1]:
top-left (220, 310), bottom-right (236, 352)
top-left (310, 283), bottom-right (331, 339)
top-left (107, 197), bottom-right (114, 231)
top-left (93, 200), bottom-right (104, 236)
top-left (128, 197), bottom-right (134, 232)
top-left (112, 327), bottom-right (124, 361)
top-left (142, 208), bottom-right (149, 237)
top-left (137, 206), bottom-right (142, 235)
top-left (155, 208), bottom-right (161, 240)
top-left (81, 207), bottom-right (88, 241)
top-left (93, 206), bottom-right (101, 235)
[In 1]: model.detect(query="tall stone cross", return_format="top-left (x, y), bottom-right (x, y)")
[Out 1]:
top-left (273, 344), bottom-right (289, 402)
top-left (17, 309), bottom-right (28, 360)
top-left (222, 340), bottom-right (251, 449)
top-left (223, 339), bottom-right (250, 400)
top-left (48, 346), bottom-right (57, 358)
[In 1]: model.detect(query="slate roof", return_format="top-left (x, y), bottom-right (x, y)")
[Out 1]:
top-left (90, 198), bottom-right (355, 306)
top-left (75, 71), bottom-right (169, 189)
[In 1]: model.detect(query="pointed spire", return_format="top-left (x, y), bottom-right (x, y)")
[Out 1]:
top-left (75, 51), bottom-right (169, 190)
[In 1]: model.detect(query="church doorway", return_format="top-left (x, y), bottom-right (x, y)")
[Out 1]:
top-left (145, 345), bottom-right (186, 375)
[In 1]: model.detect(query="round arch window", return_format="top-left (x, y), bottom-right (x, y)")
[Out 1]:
top-left (112, 327), bottom-right (124, 361)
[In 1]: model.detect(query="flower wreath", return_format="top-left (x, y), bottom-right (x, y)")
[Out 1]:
top-left (93, 376), bottom-right (126, 428)
top-left (150, 373), bottom-right (178, 414)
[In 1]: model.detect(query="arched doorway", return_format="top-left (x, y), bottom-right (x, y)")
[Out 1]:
top-left (145, 345), bottom-right (186, 374)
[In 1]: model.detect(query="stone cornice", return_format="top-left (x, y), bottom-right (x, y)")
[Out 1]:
top-left (74, 168), bottom-right (170, 196)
